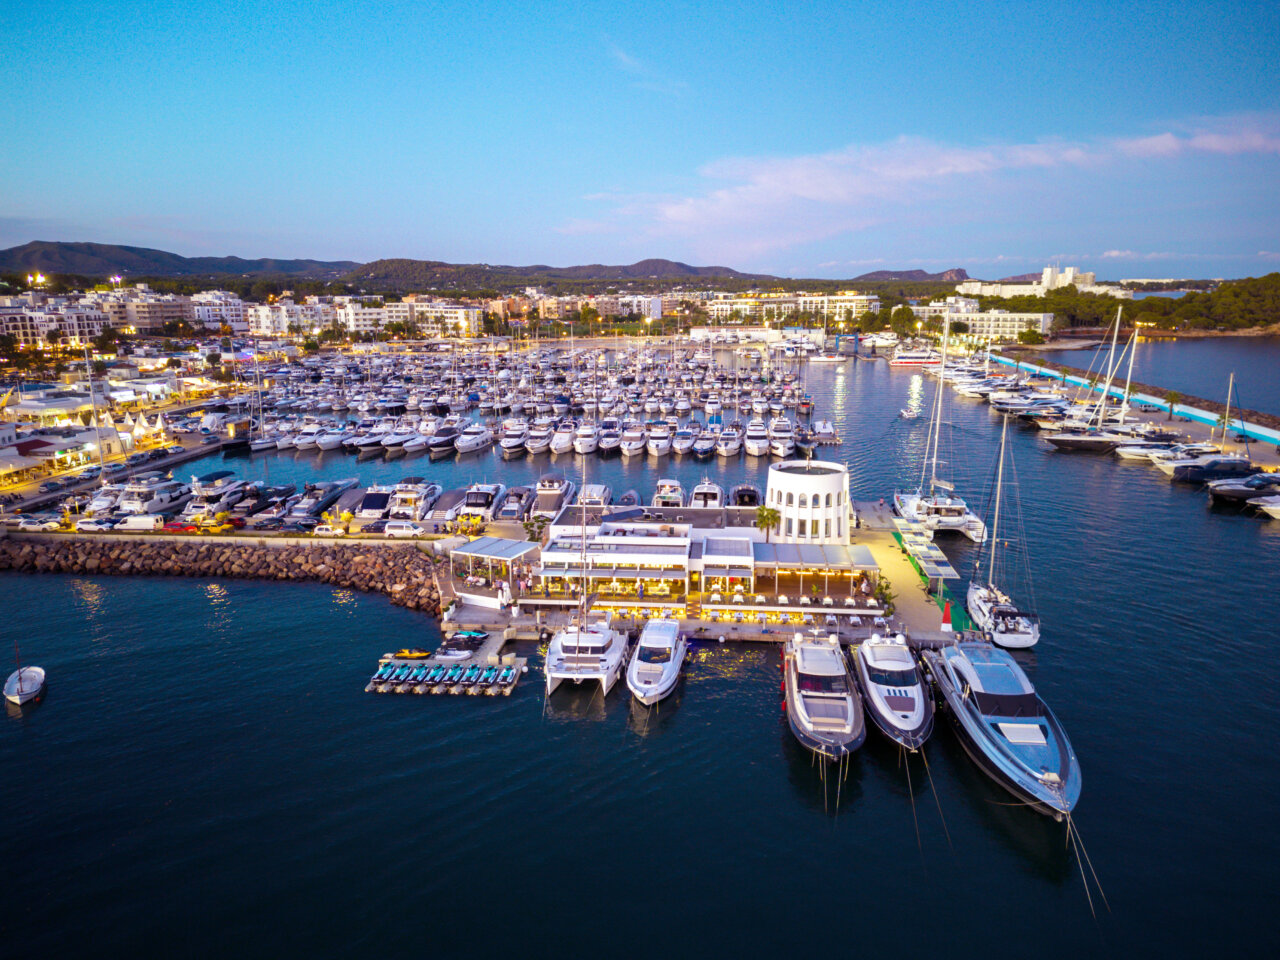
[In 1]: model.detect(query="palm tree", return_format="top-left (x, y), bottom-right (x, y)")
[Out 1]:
top-left (755, 505), bottom-right (781, 543)
top-left (1165, 389), bottom-right (1183, 421)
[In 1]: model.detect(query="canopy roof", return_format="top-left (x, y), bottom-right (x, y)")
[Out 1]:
top-left (752, 542), bottom-right (879, 570)
top-left (449, 536), bottom-right (540, 562)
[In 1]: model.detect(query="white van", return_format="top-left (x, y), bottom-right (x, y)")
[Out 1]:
top-left (384, 520), bottom-right (426, 539)
top-left (117, 514), bottom-right (165, 532)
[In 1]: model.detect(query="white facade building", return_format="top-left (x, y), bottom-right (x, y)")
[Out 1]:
top-left (191, 291), bottom-right (247, 333)
top-left (911, 296), bottom-right (1052, 342)
top-left (764, 460), bottom-right (852, 544)
top-left (956, 266), bottom-right (1132, 300)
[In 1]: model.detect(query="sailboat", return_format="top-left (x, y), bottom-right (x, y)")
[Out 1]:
top-left (5, 640), bottom-right (46, 705)
top-left (967, 415), bottom-right (1040, 648)
top-left (893, 316), bottom-right (987, 542)
top-left (1047, 307), bottom-right (1134, 452)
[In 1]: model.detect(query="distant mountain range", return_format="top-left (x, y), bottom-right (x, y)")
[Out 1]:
top-left (0, 241), bottom-right (358, 278)
top-left (997, 272), bottom-right (1042, 283)
top-left (851, 268), bottom-right (969, 282)
top-left (0, 241), bottom-right (975, 291)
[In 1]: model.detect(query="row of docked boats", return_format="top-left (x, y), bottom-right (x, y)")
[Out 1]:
top-left (783, 630), bottom-right (1080, 819)
top-left (543, 616), bottom-right (687, 706)
top-left (366, 657), bottom-right (519, 695)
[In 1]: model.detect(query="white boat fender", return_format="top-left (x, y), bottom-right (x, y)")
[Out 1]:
top-left (521, 665), bottom-right (528, 673)
top-left (718, 636), bottom-right (725, 643)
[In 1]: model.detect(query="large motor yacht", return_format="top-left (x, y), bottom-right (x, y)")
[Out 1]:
top-left (458, 482), bottom-right (507, 520)
top-left (922, 641), bottom-right (1081, 819)
top-left (651, 479), bottom-right (685, 508)
top-left (532, 474), bottom-right (576, 519)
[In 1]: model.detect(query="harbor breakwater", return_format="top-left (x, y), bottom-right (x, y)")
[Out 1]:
top-left (0, 535), bottom-right (447, 615)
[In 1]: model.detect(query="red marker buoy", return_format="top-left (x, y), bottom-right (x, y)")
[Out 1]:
top-left (941, 600), bottom-right (954, 633)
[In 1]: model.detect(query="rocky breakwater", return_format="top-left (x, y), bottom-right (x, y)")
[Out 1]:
top-left (0, 536), bottom-right (447, 615)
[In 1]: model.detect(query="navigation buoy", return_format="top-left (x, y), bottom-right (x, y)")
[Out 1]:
top-left (941, 600), bottom-right (954, 633)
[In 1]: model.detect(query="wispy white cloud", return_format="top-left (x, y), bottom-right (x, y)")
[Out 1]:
top-left (604, 40), bottom-right (688, 97)
top-left (570, 113), bottom-right (1280, 264)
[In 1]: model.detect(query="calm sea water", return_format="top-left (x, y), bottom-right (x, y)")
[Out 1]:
top-left (4, 355), bottom-right (1280, 958)
top-left (1031, 336), bottom-right (1280, 416)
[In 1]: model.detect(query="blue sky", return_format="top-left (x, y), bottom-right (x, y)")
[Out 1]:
top-left (3, 0), bottom-right (1279, 279)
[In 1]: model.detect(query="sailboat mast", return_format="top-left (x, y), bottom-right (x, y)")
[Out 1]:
top-left (1120, 327), bottom-right (1138, 419)
top-left (989, 415), bottom-right (1007, 588)
top-left (929, 315), bottom-right (950, 489)
top-left (1222, 372), bottom-right (1234, 446)
top-left (1096, 307), bottom-right (1122, 427)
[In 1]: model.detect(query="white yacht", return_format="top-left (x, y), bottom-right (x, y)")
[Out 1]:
top-left (549, 421), bottom-right (576, 455)
top-left (457, 482), bottom-right (506, 520)
top-left (646, 421), bottom-right (673, 457)
top-left (689, 479), bottom-right (725, 509)
top-left (181, 471), bottom-right (247, 520)
top-left (768, 418), bottom-right (795, 458)
top-left (893, 489), bottom-right (987, 542)
top-left (671, 426), bottom-right (697, 456)
top-left (783, 632), bottom-right (866, 760)
top-left (316, 428), bottom-right (350, 451)
top-left (533, 474), bottom-right (576, 519)
top-left (744, 418), bottom-right (771, 456)
top-left (545, 616), bottom-right (630, 696)
top-left (853, 634), bottom-right (933, 750)
top-left (454, 422), bottom-right (494, 455)
top-left (625, 619), bottom-right (686, 705)
top-left (597, 418), bottom-right (622, 455)
top-left (387, 481), bottom-right (442, 521)
top-left (572, 422), bottom-right (600, 455)
top-left (619, 423), bottom-right (648, 458)
top-left (117, 477), bottom-right (192, 515)
top-left (716, 424), bottom-right (743, 457)
top-left (577, 483), bottom-right (612, 507)
top-left (651, 478), bottom-right (685, 508)
top-left (499, 420), bottom-right (529, 457)
top-left (524, 420), bottom-right (554, 455)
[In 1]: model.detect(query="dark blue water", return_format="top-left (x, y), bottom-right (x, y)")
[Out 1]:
top-left (1032, 336), bottom-right (1280, 415)
top-left (5, 356), bottom-right (1280, 958)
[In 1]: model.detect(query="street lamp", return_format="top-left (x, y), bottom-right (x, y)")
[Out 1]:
top-left (645, 317), bottom-right (653, 341)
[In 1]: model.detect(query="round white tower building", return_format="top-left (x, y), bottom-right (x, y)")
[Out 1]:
top-left (764, 460), bottom-right (851, 544)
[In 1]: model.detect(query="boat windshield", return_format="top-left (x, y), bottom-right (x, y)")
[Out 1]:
top-left (867, 667), bottom-right (916, 687)
top-left (638, 646), bottom-right (672, 664)
top-left (798, 673), bottom-right (848, 694)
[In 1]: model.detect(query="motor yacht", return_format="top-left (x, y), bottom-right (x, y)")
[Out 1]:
top-left (853, 634), bottom-right (933, 750)
top-left (619, 423), bottom-right (647, 458)
top-left (651, 479), bottom-right (685, 508)
top-left (783, 632), bottom-right (865, 761)
top-left (384, 481), bottom-right (441, 521)
top-left (624, 620), bottom-right (686, 706)
top-left (768, 418), bottom-right (795, 458)
top-left (545, 616), bottom-right (630, 696)
top-left (524, 421), bottom-right (554, 455)
top-left (597, 418), bottom-right (622, 455)
top-left (117, 477), bottom-right (192, 515)
top-left (458, 482), bottom-right (506, 520)
top-left (671, 426), bottom-right (696, 456)
top-left (288, 477), bottom-right (358, 517)
top-left (691, 425), bottom-right (719, 459)
top-left (577, 483), bottom-right (612, 507)
top-left (572, 422), bottom-right (600, 455)
top-left (181, 471), bottom-right (247, 520)
top-left (1251, 495), bottom-right (1280, 519)
top-left (615, 489), bottom-right (641, 507)
top-left (730, 483), bottom-right (761, 507)
top-left (716, 424), bottom-right (743, 457)
top-left (454, 423), bottom-right (495, 455)
top-left (1207, 472), bottom-right (1280, 504)
top-left (922, 642), bottom-right (1081, 819)
top-left (646, 421), bottom-right (673, 457)
top-left (689, 479), bottom-right (725, 509)
top-left (533, 474), bottom-right (576, 519)
top-left (356, 484), bottom-right (396, 519)
top-left (743, 418), bottom-right (770, 456)
top-left (549, 420), bottom-right (576, 455)
top-left (1170, 456), bottom-right (1254, 484)
top-left (494, 485), bottom-right (534, 521)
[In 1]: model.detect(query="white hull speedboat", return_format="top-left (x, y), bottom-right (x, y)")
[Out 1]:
top-left (853, 635), bottom-right (932, 750)
top-left (966, 582), bottom-right (1040, 648)
top-left (625, 620), bottom-right (686, 706)
top-left (783, 633), bottom-right (865, 761)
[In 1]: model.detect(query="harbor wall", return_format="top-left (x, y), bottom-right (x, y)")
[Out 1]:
top-left (991, 354), bottom-right (1280, 444)
top-left (0, 535), bottom-right (447, 615)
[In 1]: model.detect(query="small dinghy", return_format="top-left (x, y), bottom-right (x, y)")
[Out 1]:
top-left (5, 666), bottom-right (46, 706)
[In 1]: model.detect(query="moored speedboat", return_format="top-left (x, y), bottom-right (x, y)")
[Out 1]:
top-left (922, 641), bottom-right (1081, 819)
top-left (852, 634), bottom-right (932, 750)
top-left (783, 632), bottom-right (865, 761)
top-left (625, 619), bottom-right (686, 706)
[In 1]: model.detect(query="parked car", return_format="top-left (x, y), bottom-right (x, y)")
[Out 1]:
top-left (18, 516), bottom-right (62, 532)
top-left (163, 520), bottom-right (200, 533)
top-left (360, 519), bottom-right (388, 534)
top-left (252, 518), bottom-right (283, 531)
top-left (104, 463), bottom-right (128, 476)
top-left (384, 520), bottom-right (427, 539)
top-left (116, 514), bottom-right (166, 532)
top-left (147, 448), bottom-right (169, 461)
top-left (312, 524), bottom-right (346, 537)
top-left (79, 466), bottom-right (102, 481)
top-left (75, 517), bottom-right (118, 532)
top-left (165, 445), bottom-right (185, 455)
top-left (201, 435), bottom-right (222, 445)
top-left (125, 452), bottom-right (149, 466)
top-left (38, 480), bottom-right (64, 493)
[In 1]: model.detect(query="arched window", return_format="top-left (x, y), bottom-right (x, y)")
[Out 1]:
top-left (786, 492), bottom-right (794, 506)
top-left (825, 493), bottom-right (832, 507)
top-left (798, 494), bottom-right (808, 508)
